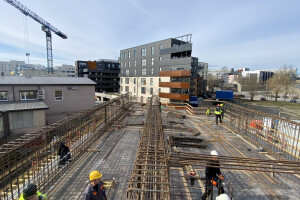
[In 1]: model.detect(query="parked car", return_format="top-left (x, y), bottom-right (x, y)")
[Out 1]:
top-left (290, 99), bottom-right (297, 103)
top-left (260, 97), bottom-right (266, 101)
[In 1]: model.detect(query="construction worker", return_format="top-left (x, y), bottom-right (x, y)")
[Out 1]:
top-left (206, 108), bottom-right (211, 116)
top-left (19, 183), bottom-right (46, 200)
top-left (220, 103), bottom-right (225, 119)
top-left (58, 140), bottom-right (71, 166)
top-left (214, 104), bottom-right (222, 124)
top-left (201, 150), bottom-right (224, 200)
top-left (84, 170), bottom-right (107, 200)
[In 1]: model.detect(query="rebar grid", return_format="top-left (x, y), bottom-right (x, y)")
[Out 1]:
top-left (127, 98), bottom-right (170, 200)
top-left (0, 94), bottom-right (131, 200)
top-left (224, 102), bottom-right (300, 161)
top-left (170, 152), bottom-right (300, 174)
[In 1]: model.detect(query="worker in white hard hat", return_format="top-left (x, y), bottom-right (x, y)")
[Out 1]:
top-left (216, 194), bottom-right (230, 200)
top-left (201, 150), bottom-right (225, 200)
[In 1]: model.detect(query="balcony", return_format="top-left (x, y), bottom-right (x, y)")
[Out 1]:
top-left (159, 92), bottom-right (189, 101)
top-left (160, 43), bottom-right (192, 55)
top-left (159, 70), bottom-right (190, 77)
top-left (159, 82), bottom-right (190, 89)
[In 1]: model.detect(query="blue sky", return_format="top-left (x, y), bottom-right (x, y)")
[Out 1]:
top-left (0, 0), bottom-right (299, 71)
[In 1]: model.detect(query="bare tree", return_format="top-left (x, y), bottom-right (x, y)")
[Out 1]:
top-left (207, 74), bottom-right (225, 93)
top-left (267, 65), bottom-right (296, 102)
top-left (242, 75), bottom-right (262, 101)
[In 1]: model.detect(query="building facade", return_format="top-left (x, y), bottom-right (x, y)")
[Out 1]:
top-left (119, 34), bottom-right (204, 103)
top-left (0, 60), bottom-right (25, 76)
top-left (0, 76), bottom-right (96, 127)
top-left (76, 59), bottom-right (120, 93)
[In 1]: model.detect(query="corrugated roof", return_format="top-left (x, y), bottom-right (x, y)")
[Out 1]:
top-left (0, 76), bottom-right (96, 85)
top-left (0, 102), bottom-right (49, 112)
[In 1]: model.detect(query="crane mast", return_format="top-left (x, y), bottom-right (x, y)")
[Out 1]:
top-left (4, 0), bottom-right (67, 73)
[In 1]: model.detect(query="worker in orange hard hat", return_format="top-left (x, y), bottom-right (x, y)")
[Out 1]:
top-left (201, 150), bottom-right (224, 200)
top-left (84, 170), bottom-right (107, 200)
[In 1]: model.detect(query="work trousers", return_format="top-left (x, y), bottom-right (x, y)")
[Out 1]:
top-left (202, 178), bottom-right (224, 200)
top-left (216, 114), bottom-right (222, 124)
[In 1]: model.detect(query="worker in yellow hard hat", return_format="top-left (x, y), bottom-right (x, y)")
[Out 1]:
top-left (83, 170), bottom-right (107, 200)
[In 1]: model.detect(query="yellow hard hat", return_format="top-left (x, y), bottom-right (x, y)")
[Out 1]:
top-left (89, 170), bottom-right (102, 181)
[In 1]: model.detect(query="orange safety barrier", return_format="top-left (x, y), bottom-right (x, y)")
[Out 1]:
top-left (250, 119), bottom-right (263, 130)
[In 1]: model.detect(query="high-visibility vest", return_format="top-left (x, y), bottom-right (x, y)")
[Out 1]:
top-left (19, 191), bottom-right (46, 200)
top-left (215, 107), bottom-right (222, 115)
top-left (220, 104), bottom-right (223, 107)
top-left (206, 109), bottom-right (210, 115)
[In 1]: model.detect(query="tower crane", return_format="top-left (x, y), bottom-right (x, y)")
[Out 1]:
top-left (4, 0), bottom-right (67, 73)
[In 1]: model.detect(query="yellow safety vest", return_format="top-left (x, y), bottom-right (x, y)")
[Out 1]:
top-left (19, 191), bottom-right (46, 200)
top-left (206, 109), bottom-right (210, 115)
top-left (215, 107), bottom-right (222, 115)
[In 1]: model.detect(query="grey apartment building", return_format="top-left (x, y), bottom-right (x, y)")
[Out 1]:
top-left (119, 34), bottom-right (204, 103)
top-left (76, 59), bottom-right (120, 93)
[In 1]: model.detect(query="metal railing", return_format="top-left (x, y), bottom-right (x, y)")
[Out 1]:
top-left (0, 94), bottom-right (131, 200)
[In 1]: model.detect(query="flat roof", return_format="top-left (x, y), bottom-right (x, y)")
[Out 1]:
top-left (0, 102), bottom-right (49, 112)
top-left (0, 76), bottom-right (96, 85)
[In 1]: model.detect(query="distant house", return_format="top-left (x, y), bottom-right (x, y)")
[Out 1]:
top-left (0, 76), bottom-right (96, 142)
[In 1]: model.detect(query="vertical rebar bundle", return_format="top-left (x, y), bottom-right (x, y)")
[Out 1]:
top-left (127, 98), bottom-right (170, 200)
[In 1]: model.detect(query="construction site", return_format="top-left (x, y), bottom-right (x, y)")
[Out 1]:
top-left (0, 95), bottom-right (300, 200)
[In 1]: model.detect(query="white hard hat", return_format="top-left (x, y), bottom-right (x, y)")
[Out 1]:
top-left (211, 150), bottom-right (218, 156)
top-left (216, 194), bottom-right (230, 200)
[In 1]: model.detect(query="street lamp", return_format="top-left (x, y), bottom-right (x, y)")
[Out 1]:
top-left (26, 53), bottom-right (30, 64)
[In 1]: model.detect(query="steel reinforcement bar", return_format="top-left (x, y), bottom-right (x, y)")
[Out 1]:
top-left (0, 94), bottom-right (131, 200)
top-left (224, 102), bottom-right (300, 161)
top-left (127, 97), bottom-right (170, 200)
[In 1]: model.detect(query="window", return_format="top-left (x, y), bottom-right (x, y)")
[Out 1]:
top-left (142, 68), bottom-right (146, 76)
top-left (55, 90), bottom-right (63, 101)
top-left (121, 78), bottom-right (123, 84)
top-left (125, 86), bottom-right (129, 92)
top-left (142, 59), bottom-right (146, 66)
top-left (141, 87), bottom-right (146, 94)
top-left (151, 58), bottom-right (154, 65)
top-left (141, 48), bottom-right (146, 56)
top-left (125, 70), bottom-right (129, 76)
top-left (134, 78), bottom-right (136, 84)
top-left (128, 51), bottom-right (131, 59)
top-left (134, 60), bottom-right (136, 67)
top-left (125, 78), bottom-right (129, 84)
top-left (150, 88), bottom-right (153, 95)
top-left (20, 91), bottom-right (37, 100)
top-left (128, 61), bottom-right (131, 68)
top-left (150, 78), bottom-right (153, 85)
top-left (151, 68), bottom-right (154, 75)
top-left (121, 86), bottom-right (123, 92)
top-left (134, 69), bottom-right (137, 76)
top-left (124, 52), bottom-right (127, 59)
top-left (160, 67), bottom-right (162, 71)
top-left (134, 50), bottom-right (136, 58)
top-left (159, 56), bottom-right (162, 61)
top-left (159, 88), bottom-right (161, 92)
top-left (151, 46), bottom-right (154, 55)
top-left (141, 78), bottom-right (146, 85)
top-left (159, 44), bottom-right (163, 49)
top-left (0, 91), bottom-right (8, 101)
top-left (120, 53), bottom-right (123, 59)
top-left (159, 78), bottom-right (161, 82)
top-left (124, 62), bottom-right (127, 68)
top-left (134, 87), bottom-right (136, 93)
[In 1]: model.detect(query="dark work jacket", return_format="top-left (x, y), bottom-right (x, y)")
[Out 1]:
top-left (205, 160), bottom-right (221, 180)
top-left (58, 143), bottom-right (70, 156)
top-left (84, 181), bottom-right (107, 200)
